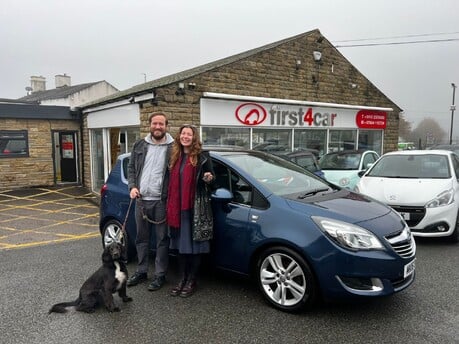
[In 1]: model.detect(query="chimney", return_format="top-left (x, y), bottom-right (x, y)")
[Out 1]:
top-left (30, 76), bottom-right (46, 93)
top-left (55, 74), bottom-right (71, 88)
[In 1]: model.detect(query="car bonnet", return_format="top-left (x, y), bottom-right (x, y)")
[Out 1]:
top-left (285, 189), bottom-right (392, 224)
top-left (359, 177), bottom-right (454, 206)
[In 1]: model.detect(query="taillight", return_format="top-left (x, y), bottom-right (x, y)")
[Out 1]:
top-left (100, 184), bottom-right (108, 198)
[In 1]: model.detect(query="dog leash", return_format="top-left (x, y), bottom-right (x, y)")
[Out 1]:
top-left (137, 196), bottom-right (166, 225)
top-left (119, 197), bottom-right (134, 242)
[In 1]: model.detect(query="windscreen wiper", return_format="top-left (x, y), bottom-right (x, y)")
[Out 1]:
top-left (298, 188), bottom-right (330, 199)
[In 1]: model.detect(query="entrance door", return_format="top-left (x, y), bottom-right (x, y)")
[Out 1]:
top-left (56, 131), bottom-right (78, 183)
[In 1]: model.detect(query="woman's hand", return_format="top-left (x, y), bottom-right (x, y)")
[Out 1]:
top-left (202, 172), bottom-right (213, 183)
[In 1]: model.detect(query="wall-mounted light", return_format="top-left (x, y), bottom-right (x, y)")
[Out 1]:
top-left (313, 51), bottom-right (322, 62)
top-left (349, 83), bottom-right (358, 89)
top-left (295, 59), bottom-right (301, 70)
top-left (176, 82), bottom-right (185, 95)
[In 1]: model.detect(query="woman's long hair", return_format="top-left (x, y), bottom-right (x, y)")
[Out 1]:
top-left (169, 124), bottom-right (202, 168)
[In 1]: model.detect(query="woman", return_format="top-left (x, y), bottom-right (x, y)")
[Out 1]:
top-left (166, 124), bottom-right (215, 297)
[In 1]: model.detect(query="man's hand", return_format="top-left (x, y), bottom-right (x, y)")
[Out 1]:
top-left (130, 187), bottom-right (140, 199)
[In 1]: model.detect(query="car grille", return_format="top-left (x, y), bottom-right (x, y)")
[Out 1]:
top-left (385, 227), bottom-right (416, 258)
top-left (390, 205), bottom-right (425, 227)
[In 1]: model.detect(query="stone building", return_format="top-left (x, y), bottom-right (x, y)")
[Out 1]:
top-left (81, 29), bottom-right (401, 193)
top-left (0, 76), bottom-right (118, 189)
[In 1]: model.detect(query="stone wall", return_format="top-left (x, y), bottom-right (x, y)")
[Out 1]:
top-left (139, 32), bottom-right (400, 152)
top-left (0, 119), bottom-right (80, 189)
top-left (81, 30), bottom-right (400, 190)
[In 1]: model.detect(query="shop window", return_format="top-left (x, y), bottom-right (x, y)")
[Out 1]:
top-left (0, 130), bottom-right (29, 158)
top-left (294, 129), bottom-right (327, 158)
top-left (358, 130), bottom-right (383, 154)
top-left (328, 130), bottom-right (357, 152)
top-left (252, 128), bottom-right (291, 153)
top-left (202, 127), bottom-right (249, 148)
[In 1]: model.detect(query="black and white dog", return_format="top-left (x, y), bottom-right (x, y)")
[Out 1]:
top-left (49, 242), bottom-right (132, 313)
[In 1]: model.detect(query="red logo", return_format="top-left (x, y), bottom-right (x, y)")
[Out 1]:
top-left (356, 110), bottom-right (387, 129)
top-left (235, 103), bottom-right (267, 125)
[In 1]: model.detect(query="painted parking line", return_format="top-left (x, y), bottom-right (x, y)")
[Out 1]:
top-left (0, 186), bottom-right (101, 250)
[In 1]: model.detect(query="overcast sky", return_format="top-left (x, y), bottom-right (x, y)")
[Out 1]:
top-left (1, 0), bottom-right (458, 135)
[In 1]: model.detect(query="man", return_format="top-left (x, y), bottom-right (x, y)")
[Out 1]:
top-left (127, 112), bottom-right (174, 291)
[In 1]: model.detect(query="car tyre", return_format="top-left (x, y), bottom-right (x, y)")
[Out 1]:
top-left (101, 219), bottom-right (136, 261)
top-left (256, 246), bottom-right (318, 312)
top-left (449, 211), bottom-right (459, 243)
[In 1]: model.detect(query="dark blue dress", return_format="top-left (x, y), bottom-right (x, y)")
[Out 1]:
top-left (169, 155), bottom-right (210, 254)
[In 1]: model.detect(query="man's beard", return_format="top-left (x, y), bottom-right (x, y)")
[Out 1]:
top-left (151, 130), bottom-right (166, 141)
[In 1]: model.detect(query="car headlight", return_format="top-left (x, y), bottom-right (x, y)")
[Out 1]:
top-left (312, 216), bottom-right (384, 251)
top-left (339, 177), bottom-right (350, 187)
top-left (425, 189), bottom-right (454, 208)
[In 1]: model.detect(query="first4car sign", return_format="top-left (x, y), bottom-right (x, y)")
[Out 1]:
top-left (201, 98), bottom-right (387, 129)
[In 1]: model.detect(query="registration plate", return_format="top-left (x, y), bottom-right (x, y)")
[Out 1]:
top-left (399, 212), bottom-right (410, 220)
top-left (404, 259), bottom-right (416, 278)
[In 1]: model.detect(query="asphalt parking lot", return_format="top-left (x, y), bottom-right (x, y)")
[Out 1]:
top-left (0, 186), bottom-right (99, 250)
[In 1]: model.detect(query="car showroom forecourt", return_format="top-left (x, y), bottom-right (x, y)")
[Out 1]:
top-left (100, 147), bottom-right (416, 312)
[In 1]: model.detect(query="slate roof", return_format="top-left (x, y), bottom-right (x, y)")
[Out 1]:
top-left (81, 29), bottom-right (320, 108)
top-left (18, 82), bottom-right (102, 102)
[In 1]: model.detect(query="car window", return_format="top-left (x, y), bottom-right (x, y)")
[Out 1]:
top-left (225, 153), bottom-right (327, 196)
top-left (368, 154), bottom-right (451, 178)
top-left (320, 152), bottom-right (362, 170)
top-left (452, 154), bottom-right (459, 179)
top-left (295, 156), bottom-right (319, 173)
top-left (362, 152), bottom-right (378, 169)
top-left (213, 160), bottom-right (253, 206)
top-left (122, 157), bottom-right (130, 179)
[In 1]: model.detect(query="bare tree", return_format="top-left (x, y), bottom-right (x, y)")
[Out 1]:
top-left (409, 118), bottom-right (447, 148)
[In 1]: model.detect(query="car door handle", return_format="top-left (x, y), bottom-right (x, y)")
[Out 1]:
top-left (251, 214), bottom-right (259, 223)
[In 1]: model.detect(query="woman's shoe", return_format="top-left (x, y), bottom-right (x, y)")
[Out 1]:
top-left (180, 280), bottom-right (196, 298)
top-left (170, 280), bottom-right (186, 297)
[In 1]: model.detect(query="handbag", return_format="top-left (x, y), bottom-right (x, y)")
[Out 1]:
top-left (192, 186), bottom-right (213, 241)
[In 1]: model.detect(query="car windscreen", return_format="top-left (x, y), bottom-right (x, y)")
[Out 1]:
top-left (224, 153), bottom-right (330, 196)
top-left (367, 154), bottom-right (451, 179)
top-left (319, 152), bottom-right (362, 170)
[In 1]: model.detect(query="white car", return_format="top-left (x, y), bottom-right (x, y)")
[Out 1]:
top-left (355, 150), bottom-right (459, 242)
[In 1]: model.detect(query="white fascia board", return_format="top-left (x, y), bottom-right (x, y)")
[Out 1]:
top-left (202, 92), bottom-right (393, 112)
top-left (87, 103), bottom-right (140, 128)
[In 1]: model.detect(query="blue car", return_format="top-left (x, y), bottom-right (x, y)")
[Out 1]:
top-left (100, 148), bottom-right (415, 312)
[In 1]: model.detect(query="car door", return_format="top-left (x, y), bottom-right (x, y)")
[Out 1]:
top-left (211, 159), bottom-right (268, 274)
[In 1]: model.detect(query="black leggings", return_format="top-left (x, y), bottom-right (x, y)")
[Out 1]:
top-left (178, 254), bottom-right (201, 281)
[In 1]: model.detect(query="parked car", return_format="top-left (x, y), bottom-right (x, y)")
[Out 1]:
top-left (100, 148), bottom-right (415, 312)
top-left (355, 149), bottom-right (459, 243)
top-left (427, 144), bottom-right (459, 156)
top-left (275, 150), bottom-right (325, 178)
top-left (319, 150), bottom-right (379, 190)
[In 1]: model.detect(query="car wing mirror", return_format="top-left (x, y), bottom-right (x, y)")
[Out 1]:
top-left (211, 188), bottom-right (233, 202)
top-left (357, 170), bottom-right (366, 178)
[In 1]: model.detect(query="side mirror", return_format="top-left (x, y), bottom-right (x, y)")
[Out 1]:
top-left (357, 170), bottom-right (366, 178)
top-left (211, 188), bottom-right (233, 202)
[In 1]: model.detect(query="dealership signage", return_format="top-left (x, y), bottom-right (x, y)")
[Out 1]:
top-left (201, 98), bottom-right (387, 129)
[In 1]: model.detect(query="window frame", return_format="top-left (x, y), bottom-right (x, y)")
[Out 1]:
top-left (0, 130), bottom-right (29, 158)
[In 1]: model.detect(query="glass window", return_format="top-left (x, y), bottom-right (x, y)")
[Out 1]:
top-left (328, 130), bottom-right (357, 152)
top-left (252, 128), bottom-right (291, 153)
top-left (212, 160), bottom-right (252, 205)
top-left (358, 130), bottom-right (383, 154)
top-left (0, 130), bottom-right (29, 158)
top-left (202, 127), bottom-right (249, 148)
top-left (91, 129), bottom-right (105, 191)
top-left (293, 129), bottom-right (326, 158)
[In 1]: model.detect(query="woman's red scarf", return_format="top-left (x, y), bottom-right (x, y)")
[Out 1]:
top-left (166, 153), bottom-right (197, 228)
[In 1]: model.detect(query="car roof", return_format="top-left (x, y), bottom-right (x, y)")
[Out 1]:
top-left (383, 149), bottom-right (452, 156)
top-left (322, 149), bottom-right (375, 156)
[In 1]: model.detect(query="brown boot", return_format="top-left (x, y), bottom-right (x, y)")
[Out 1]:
top-left (170, 280), bottom-right (186, 297)
top-left (180, 280), bottom-right (196, 298)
